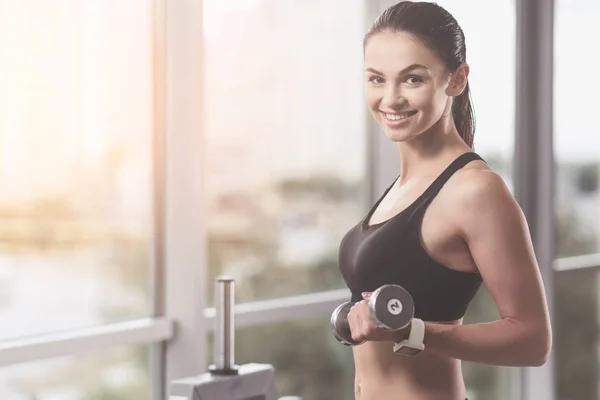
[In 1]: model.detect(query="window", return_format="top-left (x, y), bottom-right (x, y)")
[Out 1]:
top-left (554, 1), bottom-right (600, 259)
top-left (0, 1), bottom-right (161, 398)
top-left (0, 345), bottom-right (150, 399)
top-left (203, 0), bottom-right (368, 304)
top-left (0, 1), bottom-right (155, 340)
top-left (553, 1), bottom-right (600, 398)
top-left (207, 316), bottom-right (355, 400)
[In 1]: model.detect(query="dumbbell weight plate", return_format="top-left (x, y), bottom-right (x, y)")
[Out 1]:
top-left (330, 302), bottom-right (365, 346)
top-left (368, 284), bottom-right (414, 330)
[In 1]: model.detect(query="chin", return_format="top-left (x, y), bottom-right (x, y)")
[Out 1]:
top-left (373, 114), bottom-right (420, 143)
top-left (382, 127), bottom-right (418, 143)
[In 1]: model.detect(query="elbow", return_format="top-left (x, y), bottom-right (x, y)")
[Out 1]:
top-left (532, 335), bottom-right (552, 367)
top-left (523, 326), bottom-right (552, 367)
top-left (527, 344), bottom-right (550, 367)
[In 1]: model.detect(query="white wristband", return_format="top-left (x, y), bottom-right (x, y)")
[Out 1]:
top-left (408, 318), bottom-right (425, 344)
top-left (392, 318), bottom-right (425, 356)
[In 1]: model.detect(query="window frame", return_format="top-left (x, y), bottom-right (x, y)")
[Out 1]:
top-left (1, 2), bottom-right (592, 400)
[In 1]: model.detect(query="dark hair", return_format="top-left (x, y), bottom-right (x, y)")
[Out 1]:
top-left (364, 1), bottom-right (475, 148)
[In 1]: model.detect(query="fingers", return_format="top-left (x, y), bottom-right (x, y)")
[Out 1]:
top-left (347, 303), bottom-right (360, 342)
top-left (349, 307), bottom-right (363, 342)
top-left (348, 300), bottom-right (372, 342)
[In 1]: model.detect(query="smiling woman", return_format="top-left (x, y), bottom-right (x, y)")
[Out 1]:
top-left (340, 2), bottom-right (549, 400)
top-left (198, 0), bottom-right (519, 399)
top-left (363, 30), bottom-right (473, 146)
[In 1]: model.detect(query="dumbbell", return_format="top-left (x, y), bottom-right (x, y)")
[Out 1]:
top-left (330, 284), bottom-right (414, 346)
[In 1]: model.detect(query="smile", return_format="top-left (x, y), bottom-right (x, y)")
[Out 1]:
top-left (380, 110), bottom-right (417, 122)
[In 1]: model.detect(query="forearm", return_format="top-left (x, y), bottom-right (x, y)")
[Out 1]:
top-left (422, 318), bottom-right (551, 367)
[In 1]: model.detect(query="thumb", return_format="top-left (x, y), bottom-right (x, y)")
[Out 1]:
top-left (361, 292), bottom-right (372, 299)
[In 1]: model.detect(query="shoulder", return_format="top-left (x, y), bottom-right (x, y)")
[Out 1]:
top-left (450, 166), bottom-right (514, 208)
top-left (441, 163), bottom-right (523, 234)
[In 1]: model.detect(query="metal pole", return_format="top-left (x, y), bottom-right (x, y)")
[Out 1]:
top-left (514, 0), bottom-right (555, 398)
top-left (209, 276), bottom-right (239, 375)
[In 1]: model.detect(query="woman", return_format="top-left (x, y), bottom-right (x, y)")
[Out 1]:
top-left (338, 2), bottom-right (552, 399)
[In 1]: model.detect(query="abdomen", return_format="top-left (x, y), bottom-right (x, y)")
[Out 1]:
top-left (353, 341), bottom-right (466, 400)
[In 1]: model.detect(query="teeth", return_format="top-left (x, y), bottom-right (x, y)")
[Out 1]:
top-left (385, 112), bottom-right (414, 121)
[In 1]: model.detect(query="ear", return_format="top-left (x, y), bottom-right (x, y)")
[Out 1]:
top-left (448, 63), bottom-right (470, 97)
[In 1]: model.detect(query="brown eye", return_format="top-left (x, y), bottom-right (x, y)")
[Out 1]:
top-left (368, 76), bottom-right (385, 85)
top-left (405, 75), bottom-right (423, 84)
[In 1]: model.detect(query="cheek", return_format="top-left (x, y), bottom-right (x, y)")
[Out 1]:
top-left (413, 86), bottom-right (448, 118)
top-left (364, 86), bottom-right (380, 111)
top-left (409, 86), bottom-right (436, 110)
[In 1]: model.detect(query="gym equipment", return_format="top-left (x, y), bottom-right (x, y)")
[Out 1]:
top-left (330, 284), bottom-right (414, 346)
top-left (170, 276), bottom-right (303, 400)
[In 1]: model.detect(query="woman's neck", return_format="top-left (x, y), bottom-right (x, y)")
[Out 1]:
top-left (395, 127), bottom-right (470, 185)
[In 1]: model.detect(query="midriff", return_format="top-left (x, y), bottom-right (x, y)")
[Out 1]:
top-left (353, 320), bottom-right (467, 400)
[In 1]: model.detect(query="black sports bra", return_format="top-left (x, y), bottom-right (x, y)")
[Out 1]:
top-left (338, 152), bottom-right (484, 321)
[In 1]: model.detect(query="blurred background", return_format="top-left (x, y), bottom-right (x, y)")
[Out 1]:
top-left (0, 0), bottom-right (598, 399)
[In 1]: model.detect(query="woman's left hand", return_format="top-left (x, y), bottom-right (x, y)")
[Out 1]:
top-left (347, 292), bottom-right (412, 343)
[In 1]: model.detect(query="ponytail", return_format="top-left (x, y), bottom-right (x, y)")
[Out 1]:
top-left (451, 82), bottom-right (475, 149)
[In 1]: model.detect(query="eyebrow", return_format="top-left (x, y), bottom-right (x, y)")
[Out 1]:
top-left (365, 64), bottom-right (428, 76)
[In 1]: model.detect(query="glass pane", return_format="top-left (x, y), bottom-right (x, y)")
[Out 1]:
top-left (203, 0), bottom-right (367, 303)
top-left (554, 2), bottom-right (600, 398)
top-left (207, 316), bottom-right (355, 400)
top-left (555, 267), bottom-right (600, 399)
top-left (554, 1), bottom-right (600, 258)
top-left (462, 289), bottom-right (512, 399)
top-left (434, 1), bottom-right (516, 398)
top-left (0, 1), bottom-right (154, 340)
top-left (0, 345), bottom-right (151, 399)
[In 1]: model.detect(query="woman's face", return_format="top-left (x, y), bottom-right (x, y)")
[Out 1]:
top-left (364, 31), bottom-right (461, 143)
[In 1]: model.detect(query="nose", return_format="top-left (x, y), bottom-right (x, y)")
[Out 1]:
top-left (381, 84), bottom-right (406, 110)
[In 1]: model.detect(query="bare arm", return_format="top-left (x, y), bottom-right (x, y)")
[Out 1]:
top-left (421, 171), bottom-right (552, 366)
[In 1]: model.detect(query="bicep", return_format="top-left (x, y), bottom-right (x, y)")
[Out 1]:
top-left (458, 175), bottom-right (550, 328)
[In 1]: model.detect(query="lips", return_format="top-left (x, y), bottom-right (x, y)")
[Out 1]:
top-left (380, 110), bottom-right (417, 122)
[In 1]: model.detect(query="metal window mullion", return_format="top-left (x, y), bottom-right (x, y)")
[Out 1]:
top-left (0, 318), bottom-right (173, 367)
top-left (163, 0), bottom-right (207, 398)
top-left (150, 0), bottom-right (168, 399)
top-left (553, 253), bottom-right (600, 272)
top-left (514, 0), bottom-right (555, 399)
